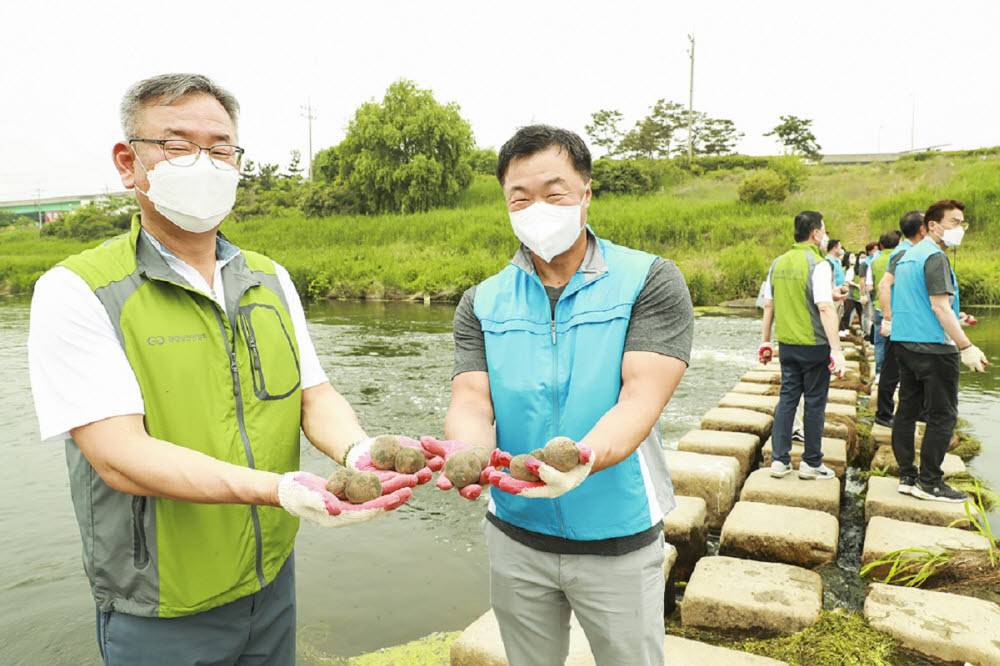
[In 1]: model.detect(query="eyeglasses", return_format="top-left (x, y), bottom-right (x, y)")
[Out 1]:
top-left (128, 137), bottom-right (244, 170)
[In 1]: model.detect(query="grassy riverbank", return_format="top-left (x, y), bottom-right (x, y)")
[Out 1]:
top-left (2, 154), bottom-right (998, 305)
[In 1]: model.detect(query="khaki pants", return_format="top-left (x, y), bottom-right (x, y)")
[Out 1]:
top-left (484, 520), bottom-right (666, 666)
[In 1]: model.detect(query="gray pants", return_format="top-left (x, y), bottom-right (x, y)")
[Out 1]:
top-left (96, 554), bottom-right (295, 665)
top-left (485, 520), bottom-right (666, 666)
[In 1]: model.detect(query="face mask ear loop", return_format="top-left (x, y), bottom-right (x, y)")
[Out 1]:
top-left (130, 145), bottom-right (153, 200)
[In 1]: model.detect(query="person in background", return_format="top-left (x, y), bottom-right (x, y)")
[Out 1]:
top-left (839, 250), bottom-right (865, 333)
top-left (875, 211), bottom-right (924, 428)
top-left (888, 199), bottom-right (989, 501)
top-left (759, 211), bottom-right (847, 481)
top-left (869, 230), bottom-right (902, 382)
top-left (27, 73), bottom-right (419, 665)
top-left (860, 240), bottom-right (879, 340)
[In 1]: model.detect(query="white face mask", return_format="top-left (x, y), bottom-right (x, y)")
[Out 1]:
top-left (508, 196), bottom-right (586, 262)
top-left (134, 151), bottom-right (239, 233)
top-left (940, 226), bottom-right (965, 247)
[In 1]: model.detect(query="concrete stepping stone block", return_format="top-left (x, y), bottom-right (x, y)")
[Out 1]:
top-left (826, 387), bottom-right (858, 405)
top-left (871, 422), bottom-right (924, 447)
top-left (682, 556), bottom-right (823, 635)
top-left (863, 583), bottom-right (1000, 665)
top-left (861, 516), bottom-right (991, 579)
top-left (869, 446), bottom-right (966, 478)
top-left (720, 501), bottom-right (838, 568)
top-left (740, 370), bottom-right (781, 385)
top-left (729, 383), bottom-right (857, 405)
top-left (701, 407), bottom-right (774, 441)
top-left (823, 420), bottom-right (848, 439)
top-left (662, 495), bottom-right (709, 581)
top-left (664, 450), bottom-right (741, 529)
top-left (718, 392), bottom-right (779, 416)
top-left (739, 469), bottom-right (840, 516)
top-left (677, 430), bottom-right (761, 483)
top-left (824, 402), bottom-right (856, 419)
top-left (730, 381), bottom-right (775, 395)
top-left (762, 437), bottom-right (847, 478)
top-left (662, 636), bottom-right (789, 665)
top-left (865, 476), bottom-right (977, 529)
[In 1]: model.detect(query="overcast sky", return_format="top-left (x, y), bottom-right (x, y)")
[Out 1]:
top-left (2, 0), bottom-right (998, 202)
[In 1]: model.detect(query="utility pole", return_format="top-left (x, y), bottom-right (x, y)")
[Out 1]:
top-left (35, 187), bottom-right (43, 234)
top-left (910, 95), bottom-right (916, 151)
top-left (687, 34), bottom-right (695, 162)
top-left (300, 102), bottom-right (316, 181)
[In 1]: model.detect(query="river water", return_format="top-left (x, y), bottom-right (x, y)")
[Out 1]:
top-left (1, 299), bottom-right (997, 664)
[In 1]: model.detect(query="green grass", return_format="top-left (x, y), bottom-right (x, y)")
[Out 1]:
top-left (2, 154), bottom-right (999, 305)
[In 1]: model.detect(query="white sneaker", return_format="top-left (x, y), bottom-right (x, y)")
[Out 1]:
top-left (791, 428), bottom-right (805, 442)
top-left (770, 461), bottom-right (792, 478)
top-left (798, 461), bottom-right (836, 479)
top-left (838, 330), bottom-right (848, 338)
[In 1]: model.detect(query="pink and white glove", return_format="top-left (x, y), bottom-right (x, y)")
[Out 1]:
top-left (829, 350), bottom-right (846, 378)
top-left (345, 435), bottom-right (435, 492)
top-left (758, 342), bottom-right (774, 365)
top-left (276, 472), bottom-right (411, 528)
top-left (419, 436), bottom-right (494, 501)
top-left (488, 442), bottom-right (594, 499)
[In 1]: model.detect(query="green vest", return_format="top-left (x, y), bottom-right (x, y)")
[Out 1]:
top-left (768, 242), bottom-right (829, 346)
top-left (59, 217), bottom-right (302, 618)
top-left (869, 250), bottom-right (892, 310)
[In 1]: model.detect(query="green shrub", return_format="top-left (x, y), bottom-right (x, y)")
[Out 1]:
top-left (592, 159), bottom-right (660, 196)
top-left (768, 155), bottom-right (809, 192)
top-left (298, 183), bottom-right (363, 217)
top-left (468, 148), bottom-right (498, 176)
top-left (738, 169), bottom-right (789, 204)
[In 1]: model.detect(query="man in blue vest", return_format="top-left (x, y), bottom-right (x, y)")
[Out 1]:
top-left (825, 238), bottom-right (846, 287)
top-left (874, 210), bottom-right (925, 428)
top-left (434, 125), bottom-right (693, 665)
top-left (889, 199), bottom-right (989, 501)
top-left (759, 211), bottom-right (847, 480)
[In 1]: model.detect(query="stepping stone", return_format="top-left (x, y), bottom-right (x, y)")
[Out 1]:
top-left (662, 496), bottom-right (709, 581)
top-left (663, 450), bottom-right (741, 529)
top-left (718, 392), bottom-right (779, 416)
top-left (824, 402), bottom-right (856, 419)
top-left (740, 370), bottom-right (781, 385)
top-left (720, 501), bottom-right (838, 568)
top-left (682, 556), bottom-right (823, 635)
top-left (826, 387), bottom-right (858, 405)
top-left (861, 516), bottom-right (991, 579)
top-left (871, 422), bottom-right (924, 447)
top-left (823, 420), bottom-right (849, 439)
top-left (701, 407), bottom-right (774, 441)
top-left (677, 430), bottom-right (761, 482)
top-left (864, 583), bottom-right (1000, 665)
top-left (739, 468), bottom-right (840, 516)
top-left (662, 636), bottom-right (789, 665)
top-left (864, 476), bottom-right (977, 529)
top-left (762, 437), bottom-right (847, 478)
top-left (869, 446), bottom-right (966, 478)
top-left (730, 381), bottom-right (775, 396)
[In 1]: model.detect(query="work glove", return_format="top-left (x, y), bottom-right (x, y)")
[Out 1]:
top-left (758, 342), bottom-right (775, 365)
top-left (488, 440), bottom-right (594, 499)
top-left (959, 312), bottom-right (979, 327)
top-left (880, 318), bottom-right (892, 338)
top-left (346, 435), bottom-right (435, 493)
top-left (860, 292), bottom-right (869, 305)
top-left (277, 471), bottom-right (411, 528)
top-left (960, 345), bottom-right (989, 373)
top-left (829, 350), bottom-right (846, 378)
top-left (420, 436), bottom-right (494, 501)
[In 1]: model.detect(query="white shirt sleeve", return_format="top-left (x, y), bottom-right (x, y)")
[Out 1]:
top-left (274, 263), bottom-right (328, 390)
top-left (812, 260), bottom-right (834, 304)
top-left (762, 277), bottom-right (773, 301)
top-left (28, 267), bottom-right (145, 441)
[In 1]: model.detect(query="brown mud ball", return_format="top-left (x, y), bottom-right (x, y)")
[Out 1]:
top-left (326, 468), bottom-right (355, 500)
top-left (543, 437), bottom-right (580, 472)
top-left (510, 454), bottom-right (540, 482)
top-left (529, 448), bottom-right (547, 464)
top-left (394, 446), bottom-right (426, 474)
top-left (444, 449), bottom-right (485, 488)
top-left (472, 447), bottom-right (492, 469)
top-left (370, 435), bottom-right (401, 470)
top-left (346, 471), bottom-right (383, 504)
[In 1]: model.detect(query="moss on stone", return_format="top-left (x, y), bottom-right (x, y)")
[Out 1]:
top-left (347, 631), bottom-right (460, 665)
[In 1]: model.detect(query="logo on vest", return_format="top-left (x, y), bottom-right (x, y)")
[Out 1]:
top-left (147, 333), bottom-right (208, 346)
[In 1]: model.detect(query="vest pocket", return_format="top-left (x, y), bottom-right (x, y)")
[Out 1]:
top-left (238, 303), bottom-right (301, 401)
top-left (132, 496), bottom-right (149, 569)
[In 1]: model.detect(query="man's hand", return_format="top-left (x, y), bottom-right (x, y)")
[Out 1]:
top-left (346, 436), bottom-right (434, 492)
top-left (834, 284), bottom-right (850, 302)
top-left (829, 350), bottom-right (846, 378)
top-left (960, 345), bottom-right (989, 373)
top-left (758, 342), bottom-right (775, 365)
top-left (880, 318), bottom-right (892, 338)
top-left (277, 472), bottom-right (411, 528)
top-left (420, 436), bottom-right (493, 500)
top-left (488, 442), bottom-right (594, 499)
top-left (860, 292), bottom-right (869, 305)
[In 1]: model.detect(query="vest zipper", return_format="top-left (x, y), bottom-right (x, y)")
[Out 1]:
top-left (213, 306), bottom-right (267, 589)
top-left (550, 302), bottom-right (566, 537)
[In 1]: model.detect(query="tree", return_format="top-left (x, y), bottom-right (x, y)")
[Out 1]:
top-left (674, 111), bottom-right (708, 157)
top-left (468, 148), bottom-right (498, 176)
top-left (285, 150), bottom-right (303, 181)
top-left (765, 115), bottom-right (822, 161)
top-left (312, 146), bottom-right (341, 183)
top-left (700, 118), bottom-right (744, 156)
top-left (646, 99), bottom-right (686, 157)
top-left (335, 79), bottom-right (474, 213)
top-left (584, 110), bottom-right (625, 157)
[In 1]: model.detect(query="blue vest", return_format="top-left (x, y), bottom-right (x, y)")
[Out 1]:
top-left (826, 255), bottom-right (845, 286)
top-left (474, 235), bottom-right (673, 540)
top-left (891, 238), bottom-right (960, 344)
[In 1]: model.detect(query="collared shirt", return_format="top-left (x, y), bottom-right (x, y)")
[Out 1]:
top-left (29, 228), bottom-right (327, 441)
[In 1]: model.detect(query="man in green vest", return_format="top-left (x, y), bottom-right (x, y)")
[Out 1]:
top-left (759, 211), bottom-right (847, 480)
top-left (28, 74), bottom-right (423, 664)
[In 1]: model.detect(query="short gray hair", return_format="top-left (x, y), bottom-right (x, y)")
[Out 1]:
top-left (120, 73), bottom-right (240, 138)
